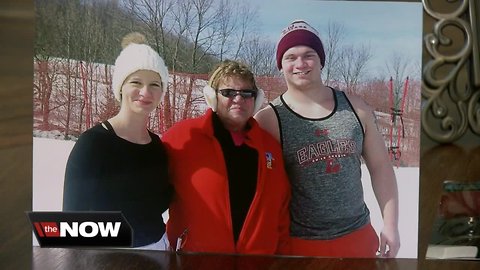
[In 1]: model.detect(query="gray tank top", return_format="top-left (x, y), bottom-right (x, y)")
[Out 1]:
top-left (271, 88), bottom-right (370, 239)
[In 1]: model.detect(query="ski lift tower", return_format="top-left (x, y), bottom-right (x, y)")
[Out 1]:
top-left (388, 76), bottom-right (409, 167)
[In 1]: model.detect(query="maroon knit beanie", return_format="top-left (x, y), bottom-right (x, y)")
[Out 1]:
top-left (276, 20), bottom-right (325, 70)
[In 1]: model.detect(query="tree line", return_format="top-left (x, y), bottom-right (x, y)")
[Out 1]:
top-left (33, 0), bottom-right (421, 165)
top-left (35, 0), bottom-right (419, 94)
top-left (34, 0), bottom-right (278, 75)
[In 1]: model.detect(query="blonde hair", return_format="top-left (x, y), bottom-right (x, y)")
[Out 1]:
top-left (208, 60), bottom-right (257, 90)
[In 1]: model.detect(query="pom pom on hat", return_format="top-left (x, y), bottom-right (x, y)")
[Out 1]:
top-left (276, 20), bottom-right (325, 70)
top-left (112, 32), bottom-right (169, 102)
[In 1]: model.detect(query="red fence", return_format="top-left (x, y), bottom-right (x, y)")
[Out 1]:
top-left (33, 58), bottom-right (420, 166)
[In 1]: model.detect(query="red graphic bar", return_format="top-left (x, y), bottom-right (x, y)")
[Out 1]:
top-left (34, 222), bottom-right (45, 237)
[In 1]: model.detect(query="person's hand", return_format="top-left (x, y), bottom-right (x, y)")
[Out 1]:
top-left (378, 225), bottom-right (400, 258)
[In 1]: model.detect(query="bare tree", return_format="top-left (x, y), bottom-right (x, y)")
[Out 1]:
top-left (411, 59), bottom-right (422, 81)
top-left (34, 59), bottom-right (57, 130)
top-left (337, 44), bottom-right (372, 94)
top-left (163, 0), bottom-right (196, 129)
top-left (385, 52), bottom-right (410, 109)
top-left (323, 21), bottom-right (345, 86)
top-left (122, 0), bottom-right (174, 59)
top-left (185, 0), bottom-right (217, 71)
top-left (231, 3), bottom-right (258, 60)
top-left (182, 0), bottom-right (220, 120)
top-left (239, 35), bottom-right (277, 76)
top-left (213, 0), bottom-right (237, 60)
top-left (170, 0), bottom-right (195, 72)
top-left (125, 0), bottom-right (219, 128)
top-left (64, 59), bottom-right (74, 139)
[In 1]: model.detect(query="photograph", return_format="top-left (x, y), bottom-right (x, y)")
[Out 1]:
top-left (32, 0), bottom-right (422, 258)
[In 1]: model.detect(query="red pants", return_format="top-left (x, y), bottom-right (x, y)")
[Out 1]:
top-left (287, 223), bottom-right (379, 258)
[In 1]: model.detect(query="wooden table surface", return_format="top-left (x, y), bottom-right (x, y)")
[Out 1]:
top-left (1, 1), bottom-right (479, 269)
top-left (31, 246), bottom-right (480, 270)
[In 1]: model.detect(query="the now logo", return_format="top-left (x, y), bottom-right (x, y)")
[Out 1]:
top-left (33, 221), bottom-right (121, 238)
top-left (28, 212), bottom-right (132, 247)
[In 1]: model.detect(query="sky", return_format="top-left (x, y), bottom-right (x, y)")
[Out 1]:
top-left (241, 0), bottom-right (423, 78)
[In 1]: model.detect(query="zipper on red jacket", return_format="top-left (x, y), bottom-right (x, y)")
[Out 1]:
top-left (175, 228), bottom-right (189, 252)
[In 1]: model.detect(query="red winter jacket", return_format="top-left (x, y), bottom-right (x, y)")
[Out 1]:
top-left (163, 109), bottom-right (290, 255)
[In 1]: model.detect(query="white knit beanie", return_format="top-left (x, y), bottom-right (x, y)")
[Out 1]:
top-left (111, 32), bottom-right (169, 102)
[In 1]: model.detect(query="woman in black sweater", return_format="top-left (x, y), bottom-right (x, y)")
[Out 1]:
top-left (63, 32), bottom-right (172, 249)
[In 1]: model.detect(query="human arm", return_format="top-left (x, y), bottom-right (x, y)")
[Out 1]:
top-left (254, 105), bottom-right (281, 143)
top-left (62, 134), bottom-right (99, 211)
top-left (350, 95), bottom-right (400, 258)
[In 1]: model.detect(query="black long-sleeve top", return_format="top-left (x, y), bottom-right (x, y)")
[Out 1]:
top-left (63, 121), bottom-right (172, 247)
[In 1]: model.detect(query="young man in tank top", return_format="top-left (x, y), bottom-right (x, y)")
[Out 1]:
top-left (254, 20), bottom-right (400, 258)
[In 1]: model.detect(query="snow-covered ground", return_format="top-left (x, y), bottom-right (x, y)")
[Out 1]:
top-left (33, 137), bottom-right (418, 258)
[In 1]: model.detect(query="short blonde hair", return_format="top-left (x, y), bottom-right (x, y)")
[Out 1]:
top-left (208, 60), bottom-right (257, 91)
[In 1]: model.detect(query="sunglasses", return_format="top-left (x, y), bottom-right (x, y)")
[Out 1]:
top-left (218, 89), bottom-right (257, 99)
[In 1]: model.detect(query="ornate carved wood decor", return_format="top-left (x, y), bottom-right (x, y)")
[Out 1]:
top-left (422, 0), bottom-right (479, 143)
